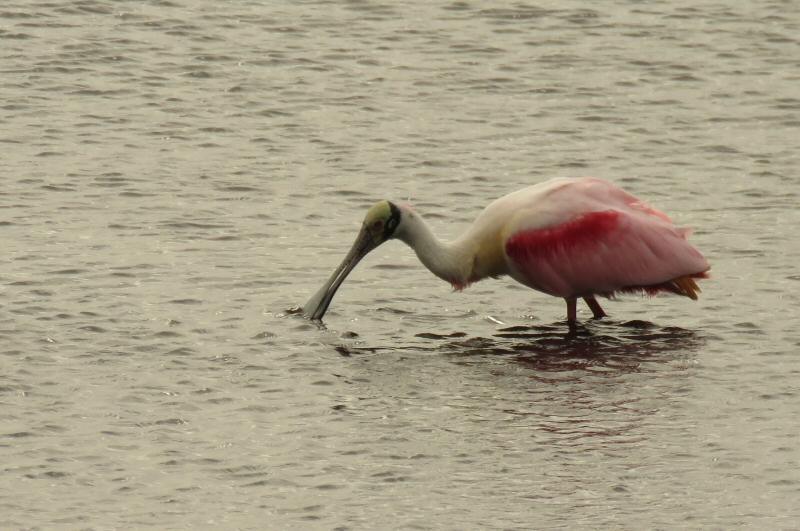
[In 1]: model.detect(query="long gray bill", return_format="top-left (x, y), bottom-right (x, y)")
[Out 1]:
top-left (303, 227), bottom-right (375, 321)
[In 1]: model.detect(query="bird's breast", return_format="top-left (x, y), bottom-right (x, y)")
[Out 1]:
top-left (469, 236), bottom-right (510, 281)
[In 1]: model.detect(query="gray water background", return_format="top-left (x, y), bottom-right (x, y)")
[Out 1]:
top-left (2, 0), bottom-right (800, 529)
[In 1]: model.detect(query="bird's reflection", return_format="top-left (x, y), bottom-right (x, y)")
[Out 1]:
top-left (305, 311), bottom-right (706, 375)
top-left (428, 319), bottom-right (706, 374)
top-left (326, 319), bottom-right (707, 449)
top-left (428, 320), bottom-right (707, 446)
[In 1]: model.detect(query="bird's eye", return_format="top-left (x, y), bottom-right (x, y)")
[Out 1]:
top-left (371, 220), bottom-right (383, 230)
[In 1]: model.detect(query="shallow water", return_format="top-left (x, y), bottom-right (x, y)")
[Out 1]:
top-left (2, 0), bottom-right (800, 528)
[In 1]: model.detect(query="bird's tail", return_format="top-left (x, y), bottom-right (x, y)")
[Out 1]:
top-left (664, 270), bottom-right (711, 300)
top-left (615, 271), bottom-right (709, 300)
top-left (668, 274), bottom-right (703, 300)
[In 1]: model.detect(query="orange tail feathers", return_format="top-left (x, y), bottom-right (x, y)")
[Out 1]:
top-left (614, 271), bottom-right (709, 299)
top-left (670, 275), bottom-right (702, 300)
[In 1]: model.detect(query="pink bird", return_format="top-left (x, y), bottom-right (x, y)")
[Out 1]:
top-left (304, 177), bottom-right (709, 325)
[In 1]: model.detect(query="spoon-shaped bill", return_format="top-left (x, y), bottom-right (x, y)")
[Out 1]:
top-left (303, 226), bottom-right (377, 321)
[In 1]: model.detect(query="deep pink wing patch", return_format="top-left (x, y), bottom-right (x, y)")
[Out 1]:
top-left (505, 209), bottom-right (709, 298)
top-left (506, 210), bottom-right (621, 260)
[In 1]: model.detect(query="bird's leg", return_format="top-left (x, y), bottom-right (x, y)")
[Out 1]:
top-left (565, 296), bottom-right (577, 325)
top-left (583, 295), bottom-right (607, 319)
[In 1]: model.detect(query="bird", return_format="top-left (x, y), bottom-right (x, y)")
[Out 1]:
top-left (303, 177), bottom-right (709, 325)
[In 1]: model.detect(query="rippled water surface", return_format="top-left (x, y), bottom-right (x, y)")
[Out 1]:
top-left (2, 0), bottom-right (800, 528)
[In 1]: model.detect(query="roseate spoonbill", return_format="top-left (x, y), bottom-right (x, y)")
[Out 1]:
top-left (304, 177), bottom-right (709, 325)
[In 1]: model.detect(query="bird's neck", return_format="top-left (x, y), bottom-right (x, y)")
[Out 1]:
top-left (396, 210), bottom-right (473, 289)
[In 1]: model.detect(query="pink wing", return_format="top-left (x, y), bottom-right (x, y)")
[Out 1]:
top-left (504, 179), bottom-right (709, 298)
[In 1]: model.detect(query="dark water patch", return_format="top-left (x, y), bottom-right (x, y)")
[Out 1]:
top-left (329, 189), bottom-right (370, 198)
top-left (119, 191), bottom-right (157, 197)
top-left (27, 289), bottom-right (53, 297)
top-left (194, 55), bottom-right (236, 63)
top-left (442, 1), bottom-right (471, 12)
top-left (70, 88), bottom-right (134, 97)
top-left (449, 44), bottom-right (506, 55)
top-left (92, 176), bottom-right (128, 187)
top-left (165, 346), bottom-right (195, 357)
top-left (168, 298), bottom-right (203, 305)
top-left (4, 431), bottom-right (33, 438)
top-left (238, 404), bottom-right (269, 413)
top-left (79, 325), bottom-right (107, 333)
top-left (205, 396), bottom-right (234, 404)
top-left (703, 144), bottom-right (741, 154)
top-left (576, 115), bottom-right (613, 123)
top-left (620, 320), bottom-right (657, 329)
top-left (374, 306), bottom-right (414, 316)
top-left (767, 478), bottom-right (799, 486)
top-left (314, 483), bottom-right (343, 490)
top-left (372, 263), bottom-right (417, 271)
top-left (218, 464), bottom-right (270, 480)
top-left (415, 331), bottom-right (468, 340)
top-left (217, 185), bottom-right (261, 192)
top-left (162, 221), bottom-right (230, 230)
top-left (256, 108), bottom-right (291, 118)
top-left (558, 160), bottom-right (590, 168)
top-left (733, 322), bottom-right (765, 335)
top-left (243, 364), bottom-right (271, 371)
top-left (7, 280), bottom-right (43, 286)
top-left (372, 471), bottom-right (409, 483)
top-left (40, 182), bottom-right (73, 191)
top-left (26, 470), bottom-right (70, 479)
top-left (48, 268), bottom-right (87, 275)
top-left (0, 32), bottom-right (34, 39)
top-left (242, 479), bottom-right (272, 487)
top-left (10, 304), bottom-right (49, 316)
top-left (153, 330), bottom-right (181, 338)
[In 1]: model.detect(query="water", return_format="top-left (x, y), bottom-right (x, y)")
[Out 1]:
top-left (2, 0), bottom-right (799, 528)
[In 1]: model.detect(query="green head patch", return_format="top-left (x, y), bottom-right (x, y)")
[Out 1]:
top-left (363, 200), bottom-right (401, 241)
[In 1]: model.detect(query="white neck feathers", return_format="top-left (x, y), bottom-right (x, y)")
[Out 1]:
top-left (394, 208), bottom-right (472, 288)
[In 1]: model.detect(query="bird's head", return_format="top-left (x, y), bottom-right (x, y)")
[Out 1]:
top-left (362, 200), bottom-right (402, 246)
top-left (303, 200), bottom-right (403, 321)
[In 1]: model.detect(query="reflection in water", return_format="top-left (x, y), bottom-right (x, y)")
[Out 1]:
top-left (333, 318), bottom-right (706, 373)
top-left (425, 319), bottom-right (705, 373)
top-left (318, 319), bottom-right (706, 462)
top-left (391, 320), bottom-right (707, 447)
